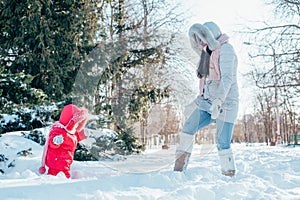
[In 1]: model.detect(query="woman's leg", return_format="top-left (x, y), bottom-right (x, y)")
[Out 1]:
top-left (215, 119), bottom-right (236, 176)
top-left (182, 109), bottom-right (213, 135)
top-left (174, 109), bottom-right (213, 171)
top-left (216, 120), bottom-right (234, 150)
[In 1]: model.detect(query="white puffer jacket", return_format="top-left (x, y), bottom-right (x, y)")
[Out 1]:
top-left (190, 22), bottom-right (239, 123)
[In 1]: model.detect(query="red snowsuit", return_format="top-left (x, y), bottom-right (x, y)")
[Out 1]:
top-left (39, 104), bottom-right (89, 178)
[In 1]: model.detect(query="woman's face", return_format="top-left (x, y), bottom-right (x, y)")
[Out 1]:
top-left (193, 34), bottom-right (207, 47)
top-left (200, 40), bottom-right (207, 46)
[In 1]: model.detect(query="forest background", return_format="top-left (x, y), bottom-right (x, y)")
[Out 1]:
top-left (0, 0), bottom-right (299, 155)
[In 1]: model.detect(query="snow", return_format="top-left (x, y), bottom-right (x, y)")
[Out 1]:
top-left (1, 131), bottom-right (300, 200)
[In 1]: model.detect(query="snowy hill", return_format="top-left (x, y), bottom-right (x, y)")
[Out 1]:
top-left (1, 131), bottom-right (300, 200)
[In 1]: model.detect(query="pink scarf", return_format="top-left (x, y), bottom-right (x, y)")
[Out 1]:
top-left (199, 34), bottom-right (229, 96)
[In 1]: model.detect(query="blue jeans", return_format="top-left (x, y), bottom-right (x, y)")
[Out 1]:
top-left (182, 108), bottom-right (234, 150)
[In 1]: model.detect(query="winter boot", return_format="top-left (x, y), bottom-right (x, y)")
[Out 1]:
top-left (218, 148), bottom-right (236, 177)
top-left (174, 150), bottom-right (191, 171)
top-left (174, 133), bottom-right (194, 172)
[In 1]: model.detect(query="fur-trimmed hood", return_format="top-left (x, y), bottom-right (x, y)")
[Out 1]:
top-left (203, 22), bottom-right (222, 39)
top-left (189, 21), bottom-right (222, 52)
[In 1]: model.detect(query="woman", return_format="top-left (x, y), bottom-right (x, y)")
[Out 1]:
top-left (174, 22), bottom-right (239, 177)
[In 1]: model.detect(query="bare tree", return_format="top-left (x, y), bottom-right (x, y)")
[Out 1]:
top-left (242, 0), bottom-right (299, 145)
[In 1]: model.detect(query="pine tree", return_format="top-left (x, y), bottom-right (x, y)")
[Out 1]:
top-left (94, 0), bottom-right (179, 134)
top-left (0, 0), bottom-right (100, 108)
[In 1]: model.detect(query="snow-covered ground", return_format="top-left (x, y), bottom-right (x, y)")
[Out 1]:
top-left (1, 131), bottom-right (300, 200)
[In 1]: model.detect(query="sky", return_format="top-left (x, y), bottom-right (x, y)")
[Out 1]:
top-left (179, 0), bottom-right (272, 33)
top-left (175, 0), bottom-right (276, 117)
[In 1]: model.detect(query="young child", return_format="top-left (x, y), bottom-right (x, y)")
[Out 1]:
top-left (39, 104), bottom-right (89, 178)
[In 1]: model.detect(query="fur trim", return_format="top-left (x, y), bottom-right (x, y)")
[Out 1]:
top-left (203, 22), bottom-right (222, 39)
top-left (189, 31), bottom-right (203, 56)
top-left (189, 23), bottom-right (220, 51)
top-left (218, 148), bottom-right (236, 175)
